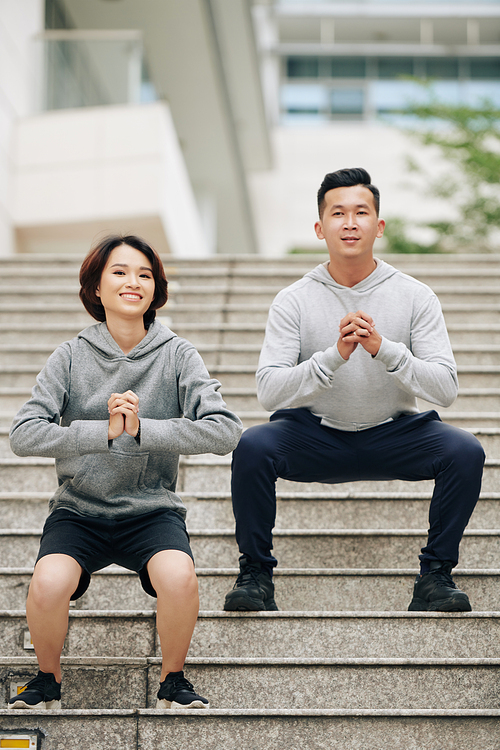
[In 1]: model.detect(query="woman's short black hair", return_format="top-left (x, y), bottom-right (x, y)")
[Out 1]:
top-left (79, 234), bottom-right (168, 328)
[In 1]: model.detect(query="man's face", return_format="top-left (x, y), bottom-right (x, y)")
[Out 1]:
top-left (314, 184), bottom-right (385, 263)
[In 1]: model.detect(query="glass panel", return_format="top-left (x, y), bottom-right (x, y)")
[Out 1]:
top-left (287, 57), bottom-right (320, 78)
top-left (281, 83), bottom-right (329, 113)
top-left (330, 88), bottom-right (364, 114)
top-left (330, 58), bottom-right (366, 78)
top-left (34, 33), bottom-right (157, 112)
top-left (377, 58), bottom-right (414, 79)
top-left (470, 58), bottom-right (500, 79)
top-left (425, 58), bottom-right (459, 79)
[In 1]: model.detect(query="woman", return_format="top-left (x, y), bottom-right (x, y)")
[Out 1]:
top-left (8, 234), bottom-right (242, 710)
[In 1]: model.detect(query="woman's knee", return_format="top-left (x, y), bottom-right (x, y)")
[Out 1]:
top-left (148, 550), bottom-right (198, 599)
top-left (29, 554), bottom-right (82, 607)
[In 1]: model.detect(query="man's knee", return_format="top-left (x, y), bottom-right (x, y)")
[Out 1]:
top-left (442, 428), bottom-right (485, 474)
top-left (232, 423), bottom-right (278, 471)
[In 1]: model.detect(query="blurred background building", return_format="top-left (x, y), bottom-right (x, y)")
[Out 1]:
top-left (1, 0), bottom-right (499, 256)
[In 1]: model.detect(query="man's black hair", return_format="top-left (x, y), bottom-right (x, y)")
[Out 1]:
top-left (317, 167), bottom-right (380, 217)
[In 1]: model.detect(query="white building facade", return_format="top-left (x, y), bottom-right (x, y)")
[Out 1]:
top-left (0, 0), bottom-right (272, 256)
top-left (250, 0), bottom-right (500, 255)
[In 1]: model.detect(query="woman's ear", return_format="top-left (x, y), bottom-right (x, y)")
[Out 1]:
top-left (95, 287), bottom-right (100, 298)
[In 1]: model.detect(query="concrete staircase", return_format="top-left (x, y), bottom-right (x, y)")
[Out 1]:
top-left (1, 253), bottom-right (500, 748)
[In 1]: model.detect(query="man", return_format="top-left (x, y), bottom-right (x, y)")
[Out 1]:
top-left (224, 167), bottom-right (484, 613)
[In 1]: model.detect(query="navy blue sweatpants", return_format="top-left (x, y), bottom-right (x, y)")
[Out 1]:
top-left (231, 409), bottom-right (485, 573)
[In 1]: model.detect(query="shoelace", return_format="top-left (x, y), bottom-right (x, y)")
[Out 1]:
top-left (431, 568), bottom-right (457, 590)
top-left (169, 674), bottom-right (195, 694)
top-left (235, 565), bottom-right (261, 588)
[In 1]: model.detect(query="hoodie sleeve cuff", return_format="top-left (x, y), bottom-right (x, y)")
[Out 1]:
top-left (316, 344), bottom-right (349, 375)
top-left (74, 420), bottom-right (112, 454)
top-left (374, 336), bottom-right (407, 371)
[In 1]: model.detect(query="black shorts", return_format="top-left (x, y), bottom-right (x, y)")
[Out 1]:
top-left (36, 507), bottom-right (193, 600)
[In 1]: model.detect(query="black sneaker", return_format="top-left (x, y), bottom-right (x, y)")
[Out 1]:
top-left (8, 671), bottom-right (61, 710)
top-left (223, 556), bottom-right (278, 611)
top-left (156, 671), bottom-right (209, 709)
top-left (408, 562), bottom-right (472, 612)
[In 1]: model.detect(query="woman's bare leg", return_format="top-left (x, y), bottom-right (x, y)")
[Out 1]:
top-left (26, 553), bottom-right (83, 682)
top-left (147, 550), bottom-right (199, 681)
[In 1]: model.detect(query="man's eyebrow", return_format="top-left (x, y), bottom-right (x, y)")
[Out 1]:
top-left (331, 203), bottom-right (370, 210)
top-left (109, 263), bottom-right (153, 271)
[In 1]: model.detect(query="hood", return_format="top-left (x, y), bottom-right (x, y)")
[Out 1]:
top-left (77, 319), bottom-right (177, 360)
top-left (304, 258), bottom-right (399, 292)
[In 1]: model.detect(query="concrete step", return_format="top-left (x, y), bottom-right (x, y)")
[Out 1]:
top-left (0, 343), bottom-right (264, 369)
top-left (2, 401), bottom-right (500, 433)
top-left (0, 324), bottom-right (85, 348)
top-left (2, 410), bottom-right (498, 435)
top-left (1, 655), bottom-right (500, 710)
top-left (419, 392), bottom-right (500, 413)
top-left (0, 306), bottom-right (93, 327)
top-left (209, 389), bottom-right (500, 414)
top-left (2, 343), bottom-right (500, 370)
top-left (2, 708), bottom-right (500, 750)
top-left (0, 320), bottom-right (495, 351)
top-left (103, 284), bottom-right (500, 307)
top-left (179, 456), bottom-right (500, 495)
top-left (0, 250), bottom-right (497, 268)
top-left (2, 526), bottom-right (500, 570)
top-left (168, 304), bottom-right (500, 327)
top-left (4, 609), bottom-right (500, 660)
top-left (0, 365), bottom-right (496, 391)
top-left (2, 455), bottom-right (500, 495)
top-left (0, 287), bottom-right (80, 304)
top-left (2, 489), bottom-right (500, 531)
top-left (2, 567), bottom-right (500, 612)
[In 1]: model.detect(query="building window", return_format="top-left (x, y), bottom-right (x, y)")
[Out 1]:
top-left (425, 58), bottom-right (459, 79)
top-left (469, 58), bottom-right (500, 79)
top-left (330, 88), bottom-right (364, 116)
top-left (330, 58), bottom-right (367, 78)
top-left (377, 58), bottom-right (414, 79)
top-left (287, 57), bottom-right (319, 78)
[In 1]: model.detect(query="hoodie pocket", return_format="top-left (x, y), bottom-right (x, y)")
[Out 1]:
top-left (70, 450), bottom-right (149, 501)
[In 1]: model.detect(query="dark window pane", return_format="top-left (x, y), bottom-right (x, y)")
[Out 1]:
top-left (287, 57), bottom-right (319, 78)
top-left (377, 58), bottom-right (414, 79)
top-left (425, 58), bottom-right (459, 79)
top-left (470, 58), bottom-right (500, 79)
top-left (330, 57), bottom-right (366, 78)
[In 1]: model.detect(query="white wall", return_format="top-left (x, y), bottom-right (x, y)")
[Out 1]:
top-left (0, 0), bottom-right (44, 255)
top-left (249, 123), bottom-right (453, 256)
top-left (12, 102), bottom-right (209, 256)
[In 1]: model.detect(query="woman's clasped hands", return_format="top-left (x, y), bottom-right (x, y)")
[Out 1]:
top-left (108, 390), bottom-right (140, 439)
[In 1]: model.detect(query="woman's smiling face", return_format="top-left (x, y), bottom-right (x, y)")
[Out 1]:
top-left (95, 244), bottom-right (156, 323)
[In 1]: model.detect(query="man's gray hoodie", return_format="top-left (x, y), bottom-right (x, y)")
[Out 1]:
top-left (10, 320), bottom-right (242, 518)
top-left (256, 259), bottom-right (458, 432)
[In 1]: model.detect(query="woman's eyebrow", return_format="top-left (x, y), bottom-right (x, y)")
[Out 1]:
top-left (109, 263), bottom-right (153, 271)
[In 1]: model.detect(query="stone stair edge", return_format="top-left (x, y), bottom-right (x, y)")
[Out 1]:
top-left (5, 608), bottom-right (500, 620)
top-left (3, 527), bottom-right (500, 537)
top-left (1, 342), bottom-right (500, 353)
top-left (4, 566), bottom-right (500, 576)
top-left (3, 301), bottom-right (500, 313)
top-left (4, 363), bottom-right (500, 374)
top-left (3, 655), bottom-right (500, 666)
top-left (4, 283), bottom-right (500, 294)
top-left (1, 707), bottom-right (500, 717)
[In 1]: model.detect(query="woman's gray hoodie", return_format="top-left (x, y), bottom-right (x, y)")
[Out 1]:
top-left (256, 259), bottom-right (458, 432)
top-left (10, 320), bottom-right (242, 519)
